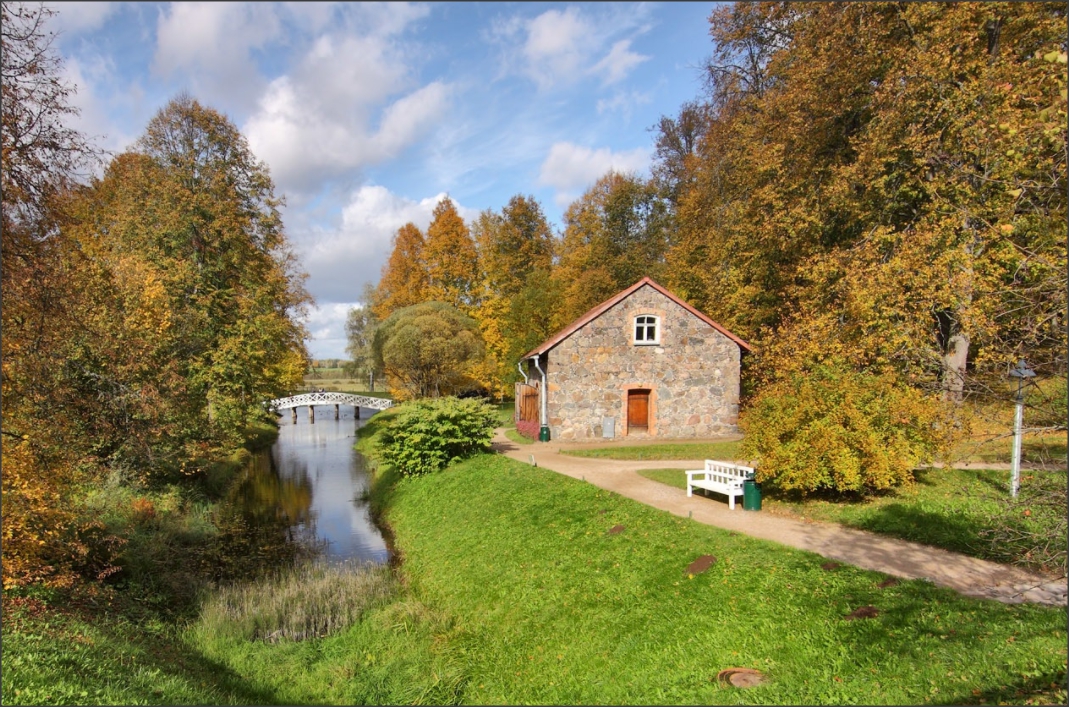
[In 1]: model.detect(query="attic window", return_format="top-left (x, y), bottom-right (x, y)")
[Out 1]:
top-left (634, 315), bottom-right (660, 345)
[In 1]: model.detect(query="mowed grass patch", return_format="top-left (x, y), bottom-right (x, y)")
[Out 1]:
top-left (638, 466), bottom-right (1068, 574)
top-left (562, 439), bottom-right (744, 461)
top-left (2, 595), bottom-right (281, 706)
top-left (384, 454), bottom-right (1066, 705)
top-left (504, 428), bottom-right (535, 445)
top-left (952, 432), bottom-right (1067, 467)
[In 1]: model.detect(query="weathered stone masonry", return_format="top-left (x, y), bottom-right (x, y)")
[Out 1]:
top-left (525, 281), bottom-right (744, 441)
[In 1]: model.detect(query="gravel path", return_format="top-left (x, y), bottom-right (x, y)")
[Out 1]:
top-left (493, 430), bottom-right (1068, 606)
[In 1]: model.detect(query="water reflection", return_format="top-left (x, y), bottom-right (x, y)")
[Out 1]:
top-left (265, 405), bottom-right (390, 564)
top-left (233, 451), bottom-right (319, 551)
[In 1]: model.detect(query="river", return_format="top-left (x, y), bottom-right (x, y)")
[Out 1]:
top-left (242, 405), bottom-right (391, 565)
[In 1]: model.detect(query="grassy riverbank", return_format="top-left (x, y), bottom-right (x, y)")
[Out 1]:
top-left (4, 417), bottom-right (1066, 705)
top-left (195, 438), bottom-right (1065, 704)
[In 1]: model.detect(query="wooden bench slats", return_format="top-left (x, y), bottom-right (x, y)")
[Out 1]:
top-left (686, 459), bottom-right (754, 510)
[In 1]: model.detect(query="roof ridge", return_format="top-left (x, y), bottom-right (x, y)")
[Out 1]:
top-left (520, 277), bottom-right (751, 360)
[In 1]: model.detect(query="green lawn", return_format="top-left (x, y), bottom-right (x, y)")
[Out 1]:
top-left (190, 453), bottom-right (1064, 705)
top-left (504, 428), bottom-right (534, 445)
top-left (951, 434), bottom-right (1067, 466)
top-left (5, 435), bottom-right (1066, 705)
top-left (638, 465), bottom-right (1068, 575)
top-left (562, 440), bottom-right (744, 461)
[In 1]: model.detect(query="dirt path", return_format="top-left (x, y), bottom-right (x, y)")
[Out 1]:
top-left (492, 430), bottom-right (1068, 606)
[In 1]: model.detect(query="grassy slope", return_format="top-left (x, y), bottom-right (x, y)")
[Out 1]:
top-left (5, 424), bottom-right (1066, 705)
top-left (390, 455), bottom-right (1066, 704)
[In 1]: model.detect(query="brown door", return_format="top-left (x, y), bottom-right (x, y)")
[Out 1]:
top-left (627, 389), bottom-right (650, 430)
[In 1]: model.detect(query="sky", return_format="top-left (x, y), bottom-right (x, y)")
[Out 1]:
top-left (47, 1), bottom-right (721, 359)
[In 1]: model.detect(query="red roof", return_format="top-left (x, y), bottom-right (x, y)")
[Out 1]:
top-left (521, 277), bottom-right (752, 359)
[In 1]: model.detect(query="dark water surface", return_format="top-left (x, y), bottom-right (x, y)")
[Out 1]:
top-left (248, 405), bottom-right (390, 564)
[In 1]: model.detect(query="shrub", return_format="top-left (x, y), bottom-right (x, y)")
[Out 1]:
top-left (515, 419), bottom-right (540, 441)
top-left (377, 396), bottom-right (498, 477)
top-left (740, 361), bottom-right (956, 495)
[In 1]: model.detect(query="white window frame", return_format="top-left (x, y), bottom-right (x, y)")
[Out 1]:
top-left (633, 315), bottom-right (660, 345)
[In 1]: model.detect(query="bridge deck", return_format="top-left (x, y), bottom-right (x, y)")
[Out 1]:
top-left (266, 391), bottom-right (394, 411)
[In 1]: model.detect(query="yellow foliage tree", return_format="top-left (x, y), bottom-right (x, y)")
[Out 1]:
top-left (424, 198), bottom-right (479, 312)
top-left (373, 222), bottom-right (428, 320)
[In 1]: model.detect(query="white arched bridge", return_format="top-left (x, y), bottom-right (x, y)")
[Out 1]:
top-left (265, 390), bottom-right (394, 423)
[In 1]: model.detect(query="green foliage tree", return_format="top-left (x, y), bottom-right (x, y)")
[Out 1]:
top-left (345, 283), bottom-right (382, 390)
top-left (372, 301), bottom-right (485, 400)
top-left (377, 397), bottom-right (498, 477)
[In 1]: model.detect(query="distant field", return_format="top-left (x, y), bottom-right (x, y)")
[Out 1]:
top-left (301, 369), bottom-right (386, 395)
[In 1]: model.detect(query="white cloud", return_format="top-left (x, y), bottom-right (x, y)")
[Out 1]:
top-left (297, 185), bottom-right (477, 358)
top-left (538, 142), bottom-right (650, 207)
top-left (596, 89), bottom-right (652, 117)
top-left (373, 82), bottom-right (451, 156)
top-left (243, 23), bottom-right (449, 195)
top-left (51, 2), bottom-right (118, 35)
top-left (522, 7), bottom-right (589, 89)
top-left (302, 302), bottom-right (359, 360)
top-left (490, 5), bottom-right (653, 91)
top-left (153, 2), bottom-right (281, 112)
top-left (591, 40), bottom-right (649, 86)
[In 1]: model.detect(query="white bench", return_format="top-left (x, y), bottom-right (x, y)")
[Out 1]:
top-left (686, 460), bottom-right (754, 510)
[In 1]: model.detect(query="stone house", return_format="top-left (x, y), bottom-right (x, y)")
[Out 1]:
top-left (517, 277), bottom-right (751, 441)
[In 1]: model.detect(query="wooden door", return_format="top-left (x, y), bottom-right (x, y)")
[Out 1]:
top-left (627, 389), bottom-right (650, 430)
top-left (515, 383), bottom-right (539, 422)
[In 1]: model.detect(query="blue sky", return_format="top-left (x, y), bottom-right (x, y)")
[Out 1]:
top-left (48, 1), bottom-right (721, 359)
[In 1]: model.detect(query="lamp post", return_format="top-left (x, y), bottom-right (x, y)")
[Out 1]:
top-left (1008, 359), bottom-right (1035, 498)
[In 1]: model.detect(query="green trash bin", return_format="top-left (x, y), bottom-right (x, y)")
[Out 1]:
top-left (743, 476), bottom-right (762, 511)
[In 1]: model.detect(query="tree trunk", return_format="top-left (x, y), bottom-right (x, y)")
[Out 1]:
top-left (943, 327), bottom-right (970, 403)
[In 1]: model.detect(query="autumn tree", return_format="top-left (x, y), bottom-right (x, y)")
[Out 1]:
top-left (373, 222), bottom-right (428, 320)
top-left (1, 1), bottom-right (112, 587)
top-left (650, 100), bottom-right (711, 207)
top-left (423, 197), bottom-right (479, 312)
top-left (372, 301), bottom-right (485, 400)
top-left (656, 1), bottom-right (1066, 491)
top-left (554, 171), bottom-right (671, 326)
top-left (470, 195), bottom-right (557, 396)
top-left (664, 1), bottom-right (1066, 399)
top-left (83, 95), bottom-right (311, 444)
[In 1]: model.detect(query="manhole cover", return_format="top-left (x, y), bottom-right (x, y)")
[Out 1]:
top-left (607, 524), bottom-right (625, 535)
top-left (844, 605), bottom-right (880, 620)
top-left (717, 668), bottom-right (768, 688)
top-left (686, 554), bottom-right (717, 575)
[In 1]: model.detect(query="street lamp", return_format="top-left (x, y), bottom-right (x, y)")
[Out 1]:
top-left (1008, 359), bottom-right (1035, 498)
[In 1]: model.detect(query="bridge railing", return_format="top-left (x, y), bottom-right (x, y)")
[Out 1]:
top-left (265, 391), bottom-right (394, 411)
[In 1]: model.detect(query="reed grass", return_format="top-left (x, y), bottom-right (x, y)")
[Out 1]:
top-left (195, 560), bottom-right (396, 643)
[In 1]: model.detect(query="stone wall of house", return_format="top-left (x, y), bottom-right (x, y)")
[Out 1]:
top-left (544, 284), bottom-right (741, 441)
